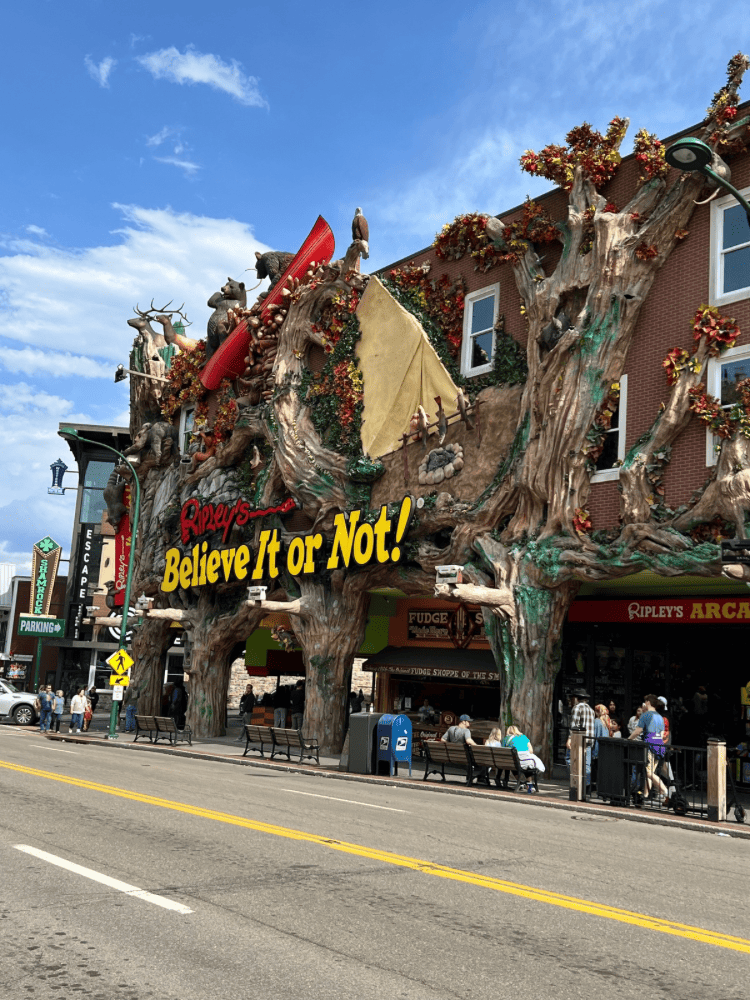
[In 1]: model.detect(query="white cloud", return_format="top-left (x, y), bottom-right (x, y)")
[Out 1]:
top-left (25, 225), bottom-right (48, 237)
top-left (154, 156), bottom-right (200, 176)
top-left (84, 55), bottom-right (117, 89)
top-left (0, 347), bottom-right (113, 379)
top-left (146, 126), bottom-right (178, 147)
top-left (373, 127), bottom-right (546, 244)
top-left (137, 46), bottom-right (268, 108)
top-left (0, 203), bottom-right (270, 365)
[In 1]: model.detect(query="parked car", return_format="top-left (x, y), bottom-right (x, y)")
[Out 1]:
top-left (0, 679), bottom-right (39, 725)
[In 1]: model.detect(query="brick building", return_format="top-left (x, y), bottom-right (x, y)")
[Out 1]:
top-left (373, 110), bottom-right (750, 760)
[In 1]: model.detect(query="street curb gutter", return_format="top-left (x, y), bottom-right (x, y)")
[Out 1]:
top-left (76, 733), bottom-right (750, 840)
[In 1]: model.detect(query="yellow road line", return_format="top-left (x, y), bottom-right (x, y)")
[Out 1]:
top-left (3, 758), bottom-right (748, 954)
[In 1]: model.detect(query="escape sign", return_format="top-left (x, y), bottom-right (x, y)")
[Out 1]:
top-left (161, 497), bottom-right (413, 593)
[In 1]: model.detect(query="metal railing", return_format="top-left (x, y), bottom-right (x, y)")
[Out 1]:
top-left (583, 736), bottom-right (709, 817)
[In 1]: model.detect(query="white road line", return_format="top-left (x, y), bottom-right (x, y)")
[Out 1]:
top-left (37, 747), bottom-right (77, 754)
top-left (281, 789), bottom-right (407, 813)
top-left (13, 845), bottom-right (193, 914)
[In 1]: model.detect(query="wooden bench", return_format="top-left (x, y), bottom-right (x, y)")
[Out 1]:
top-left (468, 745), bottom-right (539, 792)
top-left (153, 715), bottom-right (192, 746)
top-left (242, 724), bottom-right (276, 758)
top-left (422, 740), bottom-right (475, 784)
top-left (270, 727), bottom-right (320, 765)
top-left (133, 715), bottom-right (157, 743)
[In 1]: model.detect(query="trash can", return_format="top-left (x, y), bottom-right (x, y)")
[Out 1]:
top-left (597, 738), bottom-right (648, 805)
top-left (376, 714), bottom-right (412, 777)
top-left (348, 712), bottom-right (383, 774)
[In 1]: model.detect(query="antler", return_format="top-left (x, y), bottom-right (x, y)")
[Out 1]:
top-left (133, 299), bottom-right (175, 318)
top-left (159, 302), bottom-right (193, 327)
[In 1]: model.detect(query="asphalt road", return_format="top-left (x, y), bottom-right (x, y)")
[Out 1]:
top-left (1, 726), bottom-right (748, 1000)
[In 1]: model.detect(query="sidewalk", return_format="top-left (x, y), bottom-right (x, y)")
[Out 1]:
top-left (13, 711), bottom-right (749, 839)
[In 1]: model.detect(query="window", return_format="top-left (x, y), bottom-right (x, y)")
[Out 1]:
top-left (704, 344), bottom-right (750, 464)
top-left (79, 460), bottom-right (114, 523)
top-left (179, 405), bottom-right (196, 455)
top-left (591, 375), bottom-right (628, 483)
top-left (461, 284), bottom-right (499, 376)
top-left (710, 188), bottom-right (750, 306)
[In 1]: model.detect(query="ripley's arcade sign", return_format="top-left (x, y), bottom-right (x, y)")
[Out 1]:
top-left (161, 495), bottom-right (414, 593)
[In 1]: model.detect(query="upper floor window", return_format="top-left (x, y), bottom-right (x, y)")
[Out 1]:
top-left (591, 375), bottom-right (628, 483)
top-left (704, 344), bottom-right (750, 464)
top-left (179, 406), bottom-right (196, 455)
top-left (79, 460), bottom-right (114, 524)
top-left (461, 284), bottom-right (499, 377)
top-left (710, 189), bottom-right (750, 306)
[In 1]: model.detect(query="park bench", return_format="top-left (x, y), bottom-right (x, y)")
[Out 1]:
top-left (133, 715), bottom-right (157, 743)
top-left (242, 724), bottom-right (276, 758)
top-left (422, 740), bottom-right (476, 784)
top-left (270, 727), bottom-right (320, 765)
top-left (467, 744), bottom-right (539, 792)
top-left (152, 715), bottom-right (192, 746)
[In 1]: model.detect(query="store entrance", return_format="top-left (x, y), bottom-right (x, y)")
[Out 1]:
top-left (554, 623), bottom-right (749, 761)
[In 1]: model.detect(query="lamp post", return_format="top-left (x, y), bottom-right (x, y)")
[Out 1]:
top-left (58, 426), bottom-right (141, 740)
top-left (665, 136), bottom-right (750, 224)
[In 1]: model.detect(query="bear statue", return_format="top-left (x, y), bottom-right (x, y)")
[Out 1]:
top-left (255, 250), bottom-right (294, 298)
top-left (206, 278), bottom-right (247, 359)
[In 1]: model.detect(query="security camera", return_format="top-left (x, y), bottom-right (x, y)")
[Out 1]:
top-left (114, 364), bottom-right (128, 384)
top-left (247, 586), bottom-right (268, 604)
top-left (435, 565), bottom-right (463, 586)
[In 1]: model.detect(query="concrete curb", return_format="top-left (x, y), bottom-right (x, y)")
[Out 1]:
top-left (57, 729), bottom-right (750, 840)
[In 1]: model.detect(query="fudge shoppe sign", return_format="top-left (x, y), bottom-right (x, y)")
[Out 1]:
top-left (569, 598), bottom-right (750, 624)
top-left (160, 495), bottom-right (414, 592)
top-left (407, 604), bottom-right (487, 648)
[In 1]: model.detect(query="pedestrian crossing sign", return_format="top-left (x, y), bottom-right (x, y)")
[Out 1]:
top-left (106, 650), bottom-right (133, 675)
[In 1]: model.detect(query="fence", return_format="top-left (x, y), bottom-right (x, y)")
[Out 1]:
top-left (568, 730), bottom-right (744, 823)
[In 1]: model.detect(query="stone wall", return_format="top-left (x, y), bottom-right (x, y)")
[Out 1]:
top-left (227, 656), bottom-right (375, 708)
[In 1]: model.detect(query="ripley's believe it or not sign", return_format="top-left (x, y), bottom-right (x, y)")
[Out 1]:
top-left (160, 496), bottom-right (414, 592)
top-left (29, 536), bottom-right (61, 616)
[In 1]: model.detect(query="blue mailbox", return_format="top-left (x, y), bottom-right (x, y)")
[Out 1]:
top-left (376, 714), bottom-right (412, 776)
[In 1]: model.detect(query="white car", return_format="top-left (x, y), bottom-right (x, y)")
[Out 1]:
top-left (0, 679), bottom-right (39, 726)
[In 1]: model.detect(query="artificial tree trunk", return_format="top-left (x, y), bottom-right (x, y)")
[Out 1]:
top-left (289, 573), bottom-right (370, 754)
top-left (130, 616), bottom-right (174, 715)
top-left (184, 594), bottom-right (268, 737)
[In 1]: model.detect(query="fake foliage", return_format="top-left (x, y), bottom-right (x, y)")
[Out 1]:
top-left (382, 271), bottom-right (527, 395)
top-left (661, 305), bottom-right (746, 440)
top-left (300, 289), bottom-right (364, 458)
top-left (160, 342), bottom-right (208, 420)
top-left (519, 118), bottom-right (628, 191)
top-left (433, 202), bottom-right (558, 270)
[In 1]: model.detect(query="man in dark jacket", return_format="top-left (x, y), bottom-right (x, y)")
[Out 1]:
top-left (272, 684), bottom-right (289, 728)
top-left (290, 680), bottom-right (305, 731)
top-left (236, 684), bottom-right (255, 742)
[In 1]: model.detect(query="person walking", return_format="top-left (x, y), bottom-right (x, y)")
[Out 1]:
top-left (123, 686), bottom-right (138, 733)
top-left (629, 694), bottom-right (670, 802)
top-left (566, 688), bottom-right (595, 790)
top-left (82, 692), bottom-right (94, 731)
top-left (236, 683), bottom-right (256, 742)
top-left (87, 685), bottom-right (99, 715)
top-left (290, 680), bottom-right (305, 731)
top-left (69, 688), bottom-right (87, 734)
top-left (51, 690), bottom-right (65, 733)
top-left (38, 685), bottom-right (54, 732)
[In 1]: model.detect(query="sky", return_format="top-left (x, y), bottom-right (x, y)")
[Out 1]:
top-left (1, 0), bottom-right (749, 575)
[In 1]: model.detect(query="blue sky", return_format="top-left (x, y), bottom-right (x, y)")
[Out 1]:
top-left (1, 0), bottom-right (748, 573)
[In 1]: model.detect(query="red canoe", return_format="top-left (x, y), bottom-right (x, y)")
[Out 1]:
top-left (200, 216), bottom-right (335, 391)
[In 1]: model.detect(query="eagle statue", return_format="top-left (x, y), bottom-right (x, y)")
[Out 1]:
top-left (351, 207), bottom-right (370, 259)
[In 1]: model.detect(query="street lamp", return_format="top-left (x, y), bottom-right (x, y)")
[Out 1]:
top-left (58, 425), bottom-right (141, 740)
top-left (666, 136), bottom-right (750, 225)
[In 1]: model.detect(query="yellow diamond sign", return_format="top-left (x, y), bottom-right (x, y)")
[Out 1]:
top-left (106, 650), bottom-right (133, 675)
top-left (109, 674), bottom-right (130, 687)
